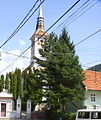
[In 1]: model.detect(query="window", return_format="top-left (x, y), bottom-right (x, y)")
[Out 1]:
top-left (91, 112), bottom-right (101, 119)
top-left (78, 112), bottom-right (90, 118)
top-left (91, 94), bottom-right (96, 102)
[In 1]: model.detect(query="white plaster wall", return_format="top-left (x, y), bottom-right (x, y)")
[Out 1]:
top-left (31, 36), bottom-right (45, 69)
top-left (31, 36), bottom-right (42, 67)
top-left (84, 90), bottom-right (101, 107)
top-left (0, 99), bottom-right (16, 118)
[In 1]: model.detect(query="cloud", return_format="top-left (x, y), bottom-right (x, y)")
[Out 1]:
top-left (0, 49), bottom-right (31, 75)
top-left (19, 39), bottom-right (26, 46)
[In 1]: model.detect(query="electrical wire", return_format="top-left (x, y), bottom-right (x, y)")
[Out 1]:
top-left (0, 0), bottom-right (80, 74)
top-left (55, 0), bottom-right (98, 34)
top-left (1, 51), bottom-right (31, 59)
top-left (0, 0), bottom-right (44, 48)
top-left (75, 28), bottom-right (101, 46)
top-left (65, 0), bottom-right (98, 27)
top-left (53, 0), bottom-right (92, 33)
top-left (1, 27), bottom-right (101, 73)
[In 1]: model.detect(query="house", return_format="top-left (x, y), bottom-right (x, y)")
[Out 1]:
top-left (83, 70), bottom-right (101, 109)
top-left (67, 70), bottom-right (101, 112)
top-left (0, 89), bottom-right (21, 119)
top-left (0, 89), bottom-right (16, 118)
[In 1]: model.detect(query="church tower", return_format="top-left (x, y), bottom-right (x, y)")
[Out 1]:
top-left (30, 1), bottom-right (48, 68)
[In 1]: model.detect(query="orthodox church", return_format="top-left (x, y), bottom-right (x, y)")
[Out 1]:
top-left (30, 3), bottom-right (48, 68)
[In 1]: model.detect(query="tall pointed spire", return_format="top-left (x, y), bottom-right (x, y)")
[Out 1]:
top-left (34, 0), bottom-right (48, 36)
top-left (36, 0), bottom-right (44, 31)
top-left (38, 2), bottom-right (43, 18)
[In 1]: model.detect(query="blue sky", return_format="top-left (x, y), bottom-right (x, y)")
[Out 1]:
top-left (0, 0), bottom-right (101, 74)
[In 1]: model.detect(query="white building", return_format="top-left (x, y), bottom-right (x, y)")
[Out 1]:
top-left (0, 89), bottom-right (21, 119)
top-left (0, 89), bottom-right (16, 118)
top-left (83, 70), bottom-right (101, 109)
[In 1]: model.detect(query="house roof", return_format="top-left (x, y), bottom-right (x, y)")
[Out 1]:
top-left (0, 89), bottom-right (13, 99)
top-left (83, 70), bottom-right (101, 91)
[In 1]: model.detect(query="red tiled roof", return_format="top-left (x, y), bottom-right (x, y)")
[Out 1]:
top-left (83, 70), bottom-right (101, 91)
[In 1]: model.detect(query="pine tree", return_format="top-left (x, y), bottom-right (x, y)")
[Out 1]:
top-left (0, 74), bottom-right (5, 91)
top-left (15, 68), bottom-right (22, 98)
top-left (26, 68), bottom-right (43, 103)
top-left (9, 72), bottom-right (13, 93)
top-left (9, 72), bottom-right (17, 99)
top-left (34, 28), bottom-right (84, 113)
top-left (5, 73), bottom-right (10, 90)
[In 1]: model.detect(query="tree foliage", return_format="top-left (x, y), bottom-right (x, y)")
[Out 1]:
top-left (5, 73), bottom-right (9, 90)
top-left (34, 28), bottom-right (84, 112)
top-left (0, 28), bottom-right (84, 113)
top-left (0, 74), bottom-right (4, 91)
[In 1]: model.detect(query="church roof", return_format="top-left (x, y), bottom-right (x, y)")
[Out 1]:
top-left (83, 70), bottom-right (101, 91)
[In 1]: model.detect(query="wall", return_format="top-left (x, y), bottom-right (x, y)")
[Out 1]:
top-left (84, 90), bottom-right (101, 107)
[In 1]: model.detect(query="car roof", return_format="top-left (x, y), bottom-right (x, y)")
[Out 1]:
top-left (77, 109), bottom-right (101, 112)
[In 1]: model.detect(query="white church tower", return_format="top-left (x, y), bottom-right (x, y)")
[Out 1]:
top-left (30, 1), bottom-right (48, 68)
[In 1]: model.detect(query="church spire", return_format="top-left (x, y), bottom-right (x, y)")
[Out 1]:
top-left (30, 0), bottom-right (49, 67)
top-left (38, 2), bottom-right (43, 18)
top-left (36, 0), bottom-right (44, 31)
top-left (34, 0), bottom-right (48, 36)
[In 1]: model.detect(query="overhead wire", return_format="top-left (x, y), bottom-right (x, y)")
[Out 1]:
top-left (1, 0), bottom-right (101, 73)
top-left (65, 0), bottom-right (98, 27)
top-left (1, 51), bottom-right (31, 59)
top-left (53, 0), bottom-right (92, 33)
top-left (75, 28), bottom-right (101, 46)
top-left (0, 0), bottom-right (44, 48)
top-left (0, 0), bottom-right (80, 74)
top-left (54, 0), bottom-right (98, 34)
top-left (1, 0), bottom-right (100, 58)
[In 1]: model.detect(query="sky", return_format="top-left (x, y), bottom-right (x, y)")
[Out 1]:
top-left (0, 0), bottom-right (101, 75)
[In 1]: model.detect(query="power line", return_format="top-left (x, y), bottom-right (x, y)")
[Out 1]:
top-left (1, 51), bottom-right (31, 59)
top-left (75, 28), bottom-right (101, 46)
top-left (65, 0), bottom-right (98, 27)
top-left (2, 25), bottom-right (100, 74)
top-left (0, 0), bottom-right (44, 48)
top-left (0, 0), bottom-right (80, 74)
top-left (55, 0), bottom-right (98, 34)
top-left (53, 0), bottom-right (92, 33)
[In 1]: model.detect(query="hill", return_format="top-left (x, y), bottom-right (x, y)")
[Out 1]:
top-left (88, 64), bottom-right (101, 72)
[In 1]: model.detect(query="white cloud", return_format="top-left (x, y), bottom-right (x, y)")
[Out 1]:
top-left (19, 39), bottom-right (26, 46)
top-left (0, 49), bottom-right (31, 75)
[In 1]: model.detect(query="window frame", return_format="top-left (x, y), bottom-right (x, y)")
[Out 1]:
top-left (91, 94), bottom-right (96, 102)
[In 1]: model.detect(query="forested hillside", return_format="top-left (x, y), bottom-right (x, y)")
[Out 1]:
top-left (88, 64), bottom-right (101, 72)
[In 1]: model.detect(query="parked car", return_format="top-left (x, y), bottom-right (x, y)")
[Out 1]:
top-left (75, 109), bottom-right (101, 120)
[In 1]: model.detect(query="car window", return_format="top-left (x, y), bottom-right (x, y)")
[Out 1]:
top-left (78, 112), bottom-right (90, 118)
top-left (91, 112), bottom-right (101, 119)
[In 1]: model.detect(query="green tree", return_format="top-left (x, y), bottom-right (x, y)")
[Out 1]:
top-left (9, 72), bottom-right (17, 99)
top-left (23, 68), bottom-right (43, 104)
top-left (5, 73), bottom-right (10, 90)
top-left (0, 74), bottom-right (4, 91)
top-left (34, 28), bottom-right (84, 113)
top-left (15, 68), bottom-right (22, 98)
